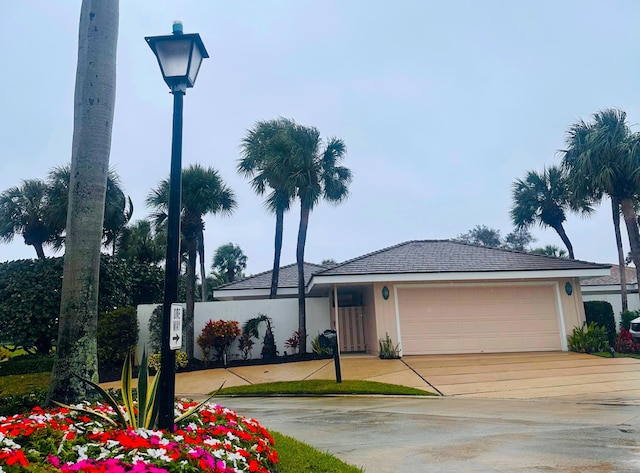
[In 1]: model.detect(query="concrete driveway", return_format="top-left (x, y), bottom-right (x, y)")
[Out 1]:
top-left (403, 351), bottom-right (640, 402)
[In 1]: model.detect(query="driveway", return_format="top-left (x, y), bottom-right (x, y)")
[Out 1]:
top-left (403, 351), bottom-right (640, 402)
top-left (221, 396), bottom-right (640, 473)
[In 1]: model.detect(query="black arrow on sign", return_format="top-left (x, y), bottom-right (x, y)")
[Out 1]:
top-left (172, 334), bottom-right (180, 343)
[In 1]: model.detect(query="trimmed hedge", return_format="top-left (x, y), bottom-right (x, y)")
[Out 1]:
top-left (584, 301), bottom-right (616, 346)
top-left (97, 307), bottom-right (139, 368)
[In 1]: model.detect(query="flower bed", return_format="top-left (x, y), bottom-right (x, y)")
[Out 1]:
top-left (0, 401), bottom-right (278, 472)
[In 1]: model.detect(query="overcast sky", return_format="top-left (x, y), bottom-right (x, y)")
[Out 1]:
top-left (2, 1), bottom-right (640, 275)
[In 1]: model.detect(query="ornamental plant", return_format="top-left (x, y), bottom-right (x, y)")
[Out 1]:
top-left (0, 401), bottom-right (278, 472)
top-left (198, 319), bottom-right (241, 364)
top-left (567, 322), bottom-right (609, 353)
top-left (284, 331), bottom-right (301, 355)
top-left (614, 329), bottom-right (640, 354)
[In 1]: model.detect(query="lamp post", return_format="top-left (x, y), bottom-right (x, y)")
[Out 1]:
top-left (146, 21), bottom-right (209, 431)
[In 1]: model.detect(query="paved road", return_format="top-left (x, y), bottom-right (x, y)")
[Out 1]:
top-left (221, 396), bottom-right (640, 473)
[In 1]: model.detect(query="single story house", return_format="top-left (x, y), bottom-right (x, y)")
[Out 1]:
top-left (581, 264), bottom-right (639, 326)
top-left (213, 240), bottom-right (609, 356)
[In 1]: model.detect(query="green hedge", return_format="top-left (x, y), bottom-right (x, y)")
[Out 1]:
top-left (0, 355), bottom-right (54, 377)
top-left (584, 301), bottom-right (616, 346)
top-left (97, 307), bottom-right (139, 368)
top-left (0, 388), bottom-right (48, 415)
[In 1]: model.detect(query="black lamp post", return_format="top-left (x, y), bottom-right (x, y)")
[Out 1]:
top-left (145, 21), bottom-right (209, 431)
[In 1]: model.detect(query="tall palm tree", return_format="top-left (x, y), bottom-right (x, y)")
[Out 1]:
top-left (211, 242), bottom-right (247, 284)
top-left (287, 123), bottom-right (352, 354)
top-left (49, 0), bottom-right (119, 405)
top-left (115, 219), bottom-right (165, 264)
top-left (510, 165), bottom-right (593, 259)
top-left (0, 179), bottom-right (60, 259)
top-left (147, 164), bottom-right (236, 359)
top-left (561, 108), bottom-right (640, 295)
top-left (238, 118), bottom-right (297, 299)
top-left (46, 164), bottom-right (133, 253)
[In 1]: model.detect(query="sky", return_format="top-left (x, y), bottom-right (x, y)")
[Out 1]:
top-left (2, 0), bottom-right (640, 276)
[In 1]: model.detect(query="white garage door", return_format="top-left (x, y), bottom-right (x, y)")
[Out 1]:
top-left (398, 284), bottom-right (562, 355)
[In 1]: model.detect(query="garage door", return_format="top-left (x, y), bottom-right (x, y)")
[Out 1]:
top-left (398, 284), bottom-right (562, 355)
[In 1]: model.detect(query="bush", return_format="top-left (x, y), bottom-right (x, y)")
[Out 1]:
top-left (284, 331), bottom-right (302, 355)
top-left (567, 322), bottom-right (609, 353)
top-left (0, 388), bottom-right (48, 415)
top-left (378, 333), bottom-right (401, 359)
top-left (147, 350), bottom-right (189, 371)
top-left (97, 307), bottom-right (139, 368)
top-left (197, 319), bottom-right (241, 363)
top-left (620, 310), bottom-right (639, 331)
top-left (584, 301), bottom-right (616, 346)
top-left (311, 333), bottom-right (332, 356)
top-left (148, 304), bottom-right (163, 354)
top-left (613, 329), bottom-right (640, 354)
top-left (0, 354), bottom-right (54, 377)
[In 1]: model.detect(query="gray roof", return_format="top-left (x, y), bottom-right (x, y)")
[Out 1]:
top-left (581, 264), bottom-right (637, 286)
top-left (315, 240), bottom-right (609, 276)
top-left (215, 262), bottom-right (328, 291)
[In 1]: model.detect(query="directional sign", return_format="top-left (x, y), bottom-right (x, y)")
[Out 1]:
top-left (169, 303), bottom-right (183, 350)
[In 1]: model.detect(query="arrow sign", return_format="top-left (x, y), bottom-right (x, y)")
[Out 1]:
top-left (169, 304), bottom-right (183, 350)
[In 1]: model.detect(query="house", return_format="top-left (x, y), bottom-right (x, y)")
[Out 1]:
top-left (212, 240), bottom-right (609, 356)
top-left (581, 264), bottom-right (639, 326)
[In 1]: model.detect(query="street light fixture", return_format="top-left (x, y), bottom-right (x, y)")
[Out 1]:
top-left (145, 21), bottom-right (209, 431)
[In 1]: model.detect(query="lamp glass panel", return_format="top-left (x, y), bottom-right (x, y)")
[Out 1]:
top-left (155, 39), bottom-right (192, 78)
top-left (188, 43), bottom-right (203, 85)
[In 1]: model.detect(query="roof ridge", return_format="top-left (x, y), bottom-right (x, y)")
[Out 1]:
top-left (216, 261), bottom-right (326, 289)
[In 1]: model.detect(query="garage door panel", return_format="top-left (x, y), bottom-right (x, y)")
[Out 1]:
top-left (398, 285), bottom-right (561, 355)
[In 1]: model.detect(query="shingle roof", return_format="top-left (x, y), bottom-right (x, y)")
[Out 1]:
top-left (315, 240), bottom-right (609, 276)
top-left (215, 262), bottom-right (328, 291)
top-left (581, 264), bottom-right (637, 286)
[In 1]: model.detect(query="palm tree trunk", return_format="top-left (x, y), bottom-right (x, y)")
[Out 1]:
top-left (612, 197), bottom-right (628, 312)
top-left (198, 229), bottom-right (207, 302)
top-left (48, 0), bottom-right (118, 405)
top-left (296, 204), bottom-right (310, 355)
top-left (185, 239), bottom-right (197, 360)
top-left (270, 208), bottom-right (284, 299)
top-left (551, 222), bottom-right (575, 259)
top-left (33, 242), bottom-right (45, 260)
top-left (620, 198), bottom-right (640, 296)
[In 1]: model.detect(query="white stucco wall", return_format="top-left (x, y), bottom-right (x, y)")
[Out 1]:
top-left (136, 297), bottom-right (331, 362)
top-left (582, 290), bottom-right (640, 330)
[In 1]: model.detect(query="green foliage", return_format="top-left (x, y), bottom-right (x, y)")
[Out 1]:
top-left (378, 333), bottom-right (401, 359)
top-left (567, 322), bottom-right (609, 353)
top-left (613, 329), bottom-right (640, 354)
top-left (237, 333), bottom-right (255, 360)
top-left (147, 350), bottom-right (189, 372)
top-left (148, 304), bottom-right (163, 354)
top-left (97, 307), bottom-right (139, 368)
top-left (620, 310), bottom-right (639, 331)
top-left (197, 319), bottom-right (241, 363)
top-left (243, 314), bottom-right (278, 360)
top-left (584, 301), bottom-right (617, 345)
top-left (211, 242), bottom-right (247, 285)
top-left (0, 388), bottom-right (49, 415)
top-left (0, 257), bottom-right (163, 355)
top-left (0, 355), bottom-right (54, 377)
top-left (311, 333), bottom-right (332, 356)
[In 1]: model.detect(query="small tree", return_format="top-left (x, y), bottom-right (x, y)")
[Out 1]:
top-left (197, 319), bottom-right (241, 364)
top-left (242, 314), bottom-right (278, 360)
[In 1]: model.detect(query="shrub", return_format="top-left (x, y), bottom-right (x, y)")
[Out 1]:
top-left (379, 333), bottom-right (401, 359)
top-left (0, 388), bottom-right (48, 415)
top-left (238, 333), bottom-right (254, 360)
top-left (613, 329), bottom-right (640, 354)
top-left (0, 354), bottom-right (54, 377)
top-left (584, 301), bottom-right (616, 346)
top-left (147, 350), bottom-right (189, 372)
top-left (242, 314), bottom-right (278, 361)
top-left (284, 331), bottom-right (302, 355)
top-left (311, 333), bottom-right (332, 356)
top-left (97, 307), bottom-right (139, 368)
top-left (567, 322), bottom-right (609, 353)
top-left (197, 319), bottom-right (241, 363)
top-left (620, 310), bottom-right (639, 331)
top-left (148, 304), bottom-right (164, 354)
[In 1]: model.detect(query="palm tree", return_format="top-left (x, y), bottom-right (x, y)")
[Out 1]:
top-left (49, 0), bottom-right (119, 405)
top-left (238, 118), bottom-right (297, 299)
top-left (510, 165), bottom-right (593, 259)
top-left (287, 122), bottom-right (352, 354)
top-left (561, 108), bottom-right (640, 297)
top-left (211, 242), bottom-right (247, 284)
top-left (46, 164), bottom-right (133, 253)
top-left (0, 179), bottom-right (61, 259)
top-left (147, 164), bottom-right (236, 359)
top-left (115, 219), bottom-right (165, 264)
top-left (532, 245), bottom-right (568, 258)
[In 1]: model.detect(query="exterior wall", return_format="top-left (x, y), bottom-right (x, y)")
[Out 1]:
top-left (362, 285), bottom-right (377, 355)
top-left (136, 297), bottom-right (331, 362)
top-left (369, 277), bottom-right (588, 355)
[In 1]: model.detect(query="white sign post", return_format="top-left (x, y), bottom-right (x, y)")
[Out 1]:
top-left (169, 303), bottom-right (183, 350)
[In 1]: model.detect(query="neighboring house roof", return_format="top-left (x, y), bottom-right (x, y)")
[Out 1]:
top-left (581, 264), bottom-right (637, 287)
top-left (315, 240), bottom-right (608, 276)
top-left (215, 262), bottom-right (328, 292)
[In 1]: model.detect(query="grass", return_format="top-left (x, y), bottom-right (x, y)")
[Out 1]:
top-left (270, 430), bottom-right (363, 473)
top-left (0, 372), bottom-right (50, 395)
top-left (218, 379), bottom-right (434, 396)
top-left (594, 351), bottom-right (640, 359)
